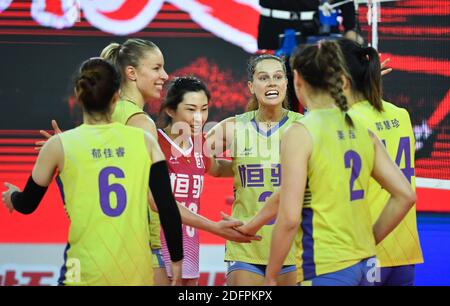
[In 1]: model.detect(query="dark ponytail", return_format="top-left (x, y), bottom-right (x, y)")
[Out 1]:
top-left (363, 46), bottom-right (383, 111)
top-left (338, 38), bottom-right (383, 112)
top-left (75, 57), bottom-right (121, 115)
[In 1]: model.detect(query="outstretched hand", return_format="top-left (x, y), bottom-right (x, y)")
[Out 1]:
top-left (219, 211), bottom-right (261, 241)
top-left (214, 218), bottom-right (262, 243)
top-left (35, 120), bottom-right (62, 151)
top-left (220, 211), bottom-right (236, 223)
top-left (2, 182), bottom-right (20, 213)
top-left (380, 57), bottom-right (392, 76)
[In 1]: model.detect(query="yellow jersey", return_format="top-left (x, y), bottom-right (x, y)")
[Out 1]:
top-left (349, 100), bottom-right (423, 267)
top-left (111, 100), bottom-right (161, 250)
top-left (225, 110), bottom-right (303, 265)
top-left (295, 108), bottom-right (376, 282)
top-left (111, 99), bottom-right (145, 125)
top-left (57, 123), bottom-right (153, 285)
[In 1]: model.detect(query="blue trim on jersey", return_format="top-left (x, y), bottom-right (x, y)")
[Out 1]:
top-left (250, 115), bottom-right (289, 137)
top-left (55, 175), bottom-right (66, 206)
top-left (227, 261), bottom-right (296, 276)
top-left (301, 207), bottom-right (316, 279)
top-left (57, 243), bottom-right (71, 286)
top-left (152, 248), bottom-right (165, 268)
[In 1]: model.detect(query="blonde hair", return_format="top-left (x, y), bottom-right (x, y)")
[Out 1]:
top-left (100, 39), bottom-right (159, 82)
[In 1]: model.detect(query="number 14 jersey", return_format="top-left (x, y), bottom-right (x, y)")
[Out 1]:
top-left (350, 100), bottom-right (423, 268)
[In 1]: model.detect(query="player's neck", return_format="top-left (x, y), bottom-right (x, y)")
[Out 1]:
top-left (83, 113), bottom-right (112, 125)
top-left (255, 105), bottom-right (287, 131)
top-left (120, 85), bottom-right (145, 109)
top-left (256, 105), bottom-right (286, 122)
top-left (348, 91), bottom-right (366, 106)
top-left (305, 92), bottom-right (337, 110)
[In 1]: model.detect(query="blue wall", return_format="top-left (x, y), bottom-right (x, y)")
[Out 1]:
top-left (415, 213), bottom-right (450, 286)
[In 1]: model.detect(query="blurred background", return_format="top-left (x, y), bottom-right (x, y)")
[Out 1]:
top-left (0, 0), bottom-right (449, 285)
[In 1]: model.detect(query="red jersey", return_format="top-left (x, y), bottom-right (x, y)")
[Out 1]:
top-left (157, 129), bottom-right (209, 278)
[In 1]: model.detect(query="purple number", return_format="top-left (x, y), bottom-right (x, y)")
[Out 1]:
top-left (258, 191), bottom-right (276, 225)
top-left (99, 167), bottom-right (127, 217)
top-left (344, 150), bottom-right (364, 201)
top-left (395, 137), bottom-right (414, 183)
top-left (381, 137), bottom-right (414, 183)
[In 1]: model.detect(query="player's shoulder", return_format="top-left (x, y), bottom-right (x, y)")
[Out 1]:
top-left (115, 122), bottom-right (146, 135)
top-left (382, 100), bottom-right (411, 121)
top-left (284, 120), bottom-right (310, 140)
top-left (288, 110), bottom-right (304, 121)
top-left (382, 100), bottom-right (408, 114)
top-left (209, 115), bottom-right (236, 139)
top-left (235, 111), bottom-right (254, 123)
top-left (156, 128), bottom-right (169, 145)
top-left (119, 99), bottom-right (144, 113)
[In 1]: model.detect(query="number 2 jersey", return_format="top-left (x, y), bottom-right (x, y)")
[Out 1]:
top-left (158, 129), bottom-right (209, 279)
top-left (56, 123), bottom-right (153, 285)
top-left (295, 108), bottom-right (377, 282)
top-left (349, 100), bottom-right (423, 267)
top-left (225, 110), bottom-right (303, 265)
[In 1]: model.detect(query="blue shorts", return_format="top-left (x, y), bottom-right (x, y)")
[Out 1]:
top-left (299, 257), bottom-right (376, 286)
top-left (375, 265), bottom-right (415, 286)
top-left (152, 248), bottom-right (165, 269)
top-left (226, 261), bottom-right (296, 277)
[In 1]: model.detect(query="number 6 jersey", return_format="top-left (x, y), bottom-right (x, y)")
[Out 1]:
top-left (56, 123), bottom-right (153, 286)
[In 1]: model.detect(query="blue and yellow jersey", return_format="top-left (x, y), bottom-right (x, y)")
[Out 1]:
top-left (225, 110), bottom-right (303, 265)
top-left (112, 100), bottom-right (161, 250)
top-left (349, 100), bottom-right (423, 267)
top-left (295, 108), bottom-right (376, 282)
top-left (57, 123), bottom-right (153, 285)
